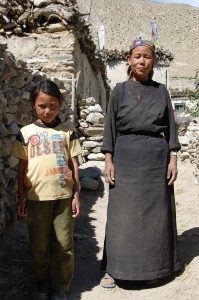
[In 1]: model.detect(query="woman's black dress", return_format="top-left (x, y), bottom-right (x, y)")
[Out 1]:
top-left (101, 79), bottom-right (182, 280)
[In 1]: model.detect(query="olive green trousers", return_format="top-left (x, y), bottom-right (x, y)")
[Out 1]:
top-left (26, 198), bottom-right (74, 292)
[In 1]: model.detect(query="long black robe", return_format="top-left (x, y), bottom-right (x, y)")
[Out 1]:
top-left (101, 79), bottom-right (182, 280)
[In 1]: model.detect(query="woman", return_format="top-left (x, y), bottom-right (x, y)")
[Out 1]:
top-left (100, 39), bottom-right (183, 288)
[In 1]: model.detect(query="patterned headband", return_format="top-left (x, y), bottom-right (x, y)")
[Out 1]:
top-left (129, 39), bottom-right (155, 54)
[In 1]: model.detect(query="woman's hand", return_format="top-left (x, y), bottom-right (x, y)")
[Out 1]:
top-left (104, 153), bottom-right (115, 185)
top-left (167, 155), bottom-right (178, 185)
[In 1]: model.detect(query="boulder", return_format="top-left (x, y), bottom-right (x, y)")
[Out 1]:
top-left (80, 177), bottom-right (99, 190)
top-left (87, 153), bottom-right (105, 161)
top-left (86, 112), bottom-right (104, 125)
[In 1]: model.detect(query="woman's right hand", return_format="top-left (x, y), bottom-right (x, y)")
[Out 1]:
top-left (105, 161), bottom-right (115, 185)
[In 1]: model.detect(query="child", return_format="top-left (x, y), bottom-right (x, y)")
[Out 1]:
top-left (12, 80), bottom-right (82, 300)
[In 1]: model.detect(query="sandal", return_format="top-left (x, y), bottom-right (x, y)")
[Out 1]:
top-left (100, 273), bottom-right (116, 288)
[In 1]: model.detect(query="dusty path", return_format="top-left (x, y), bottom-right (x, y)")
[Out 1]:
top-left (0, 160), bottom-right (198, 300)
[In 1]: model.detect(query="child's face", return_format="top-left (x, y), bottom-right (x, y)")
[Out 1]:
top-left (33, 91), bottom-right (61, 125)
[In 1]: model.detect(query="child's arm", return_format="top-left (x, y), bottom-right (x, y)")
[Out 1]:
top-left (17, 159), bottom-right (28, 216)
top-left (68, 156), bottom-right (80, 218)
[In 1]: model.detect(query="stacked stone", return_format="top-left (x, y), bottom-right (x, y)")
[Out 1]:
top-left (0, 0), bottom-right (108, 92)
top-left (78, 97), bottom-right (105, 163)
top-left (0, 38), bottom-right (75, 235)
top-left (179, 117), bottom-right (199, 184)
top-left (0, 39), bottom-right (32, 235)
top-left (0, 0), bottom-right (77, 35)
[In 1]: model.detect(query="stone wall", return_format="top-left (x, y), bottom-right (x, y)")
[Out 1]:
top-left (0, 45), bottom-right (31, 235)
top-left (77, 97), bottom-right (105, 163)
top-left (178, 117), bottom-right (199, 184)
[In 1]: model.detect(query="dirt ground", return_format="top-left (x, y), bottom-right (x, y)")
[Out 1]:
top-left (0, 160), bottom-right (198, 300)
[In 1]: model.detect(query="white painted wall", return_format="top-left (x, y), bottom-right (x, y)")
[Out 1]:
top-left (107, 59), bottom-right (170, 90)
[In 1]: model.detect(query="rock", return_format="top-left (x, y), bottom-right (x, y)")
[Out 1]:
top-left (9, 67), bottom-right (19, 78)
top-left (79, 111), bottom-right (87, 119)
top-left (187, 125), bottom-right (199, 132)
top-left (81, 150), bottom-right (90, 157)
top-left (78, 99), bottom-right (86, 106)
top-left (22, 91), bottom-right (30, 100)
top-left (0, 35), bottom-right (7, 49)
top-left (85, 97), bottom-right (95, 105)
top-left (80, 177), bottom-right (99, 190)
top-left (83, 141), bottom-right (102, 149)
top-left (188, 149), bottom-right (197, 154)
top-left (79, 136), bottom-right (86, 142)
top-left (34, 0), bottom-right (49, 7)
top-left (87, 153), bottom-right (105, 161)
top-left (180, 152), bottom-right (190, 160)
top-left (47, 23), bottom-right (68, 33)
top-left (180, 146), bottom-right (188, 152)
top-left (79, 121), bottom-right (89, 128)
top-left (1, 137), bottom-right (12, 156)
top-left (79, 167), bottom-right (102, 179)
top-left (0, 101), bottom-right (3, 122)
top-left (4, 113), bottom-right (15, 125)
top-left (8, 156), bottom-right (19, 168)
top-left (82, 109), bottom-right (90, 115)
top-left (0, 159), bottom-right (4, 170)
top-left (7, 105), bottom-right (18, 114)
top-left (6, 122), bottom-right (19, 135)
top-left (90, 147), bottom-right (101, 153)
top-left (86, 112), bottom-right (104, 125)
top-left (0, 122), bottom-right (8, 136)
top-left (79, 127), bottom-right (104, 137)
top-left (87, 104), bottom-right (103, 113)
top-left (14, 77), bottom-right (26, 89)
top-left (179, 136), bottom-right (189, 145)
top-left (87, 136), bottom-right (103, 141)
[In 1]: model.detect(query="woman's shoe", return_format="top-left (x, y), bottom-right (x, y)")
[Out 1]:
top-left (100, 273), bottom-right (116, 288)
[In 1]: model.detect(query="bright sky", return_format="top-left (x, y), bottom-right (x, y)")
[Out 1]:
top-left (148, 0), bottom-right (199, 7)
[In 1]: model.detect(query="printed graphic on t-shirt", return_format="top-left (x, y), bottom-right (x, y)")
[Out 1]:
top-left (29, 131), bottom-right (72, 189)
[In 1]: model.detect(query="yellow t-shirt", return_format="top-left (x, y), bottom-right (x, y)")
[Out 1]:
top-left (12, 121), bottom-right (82, 201)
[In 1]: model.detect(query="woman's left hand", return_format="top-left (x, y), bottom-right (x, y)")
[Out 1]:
top-left (167, 156), bottom-right (178, 185)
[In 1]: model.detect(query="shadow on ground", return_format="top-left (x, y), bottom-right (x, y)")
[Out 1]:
top-left (69, 188), bottom-right (103, 299)
top-left (178, 227), bottom-right (199, 266)
top-left (0, 186), bottom-right (103, 300)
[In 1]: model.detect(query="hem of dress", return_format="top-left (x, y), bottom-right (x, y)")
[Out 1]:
top-left (105, 264), bottom-right (183, 281)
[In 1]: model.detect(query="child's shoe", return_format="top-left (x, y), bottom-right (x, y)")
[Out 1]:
top-left (50, 290), bottom-right (67, 300)
top-left (32, 288), bottom-right (50, 300)
top-left (32, 282), bottom-right (50, 300)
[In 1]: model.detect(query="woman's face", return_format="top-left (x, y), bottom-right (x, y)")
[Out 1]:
top-left (128, 46), bottom-right (155, 81)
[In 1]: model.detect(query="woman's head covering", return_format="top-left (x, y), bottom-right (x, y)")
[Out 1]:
top-left (129, 39), bottom-right (155, 54)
